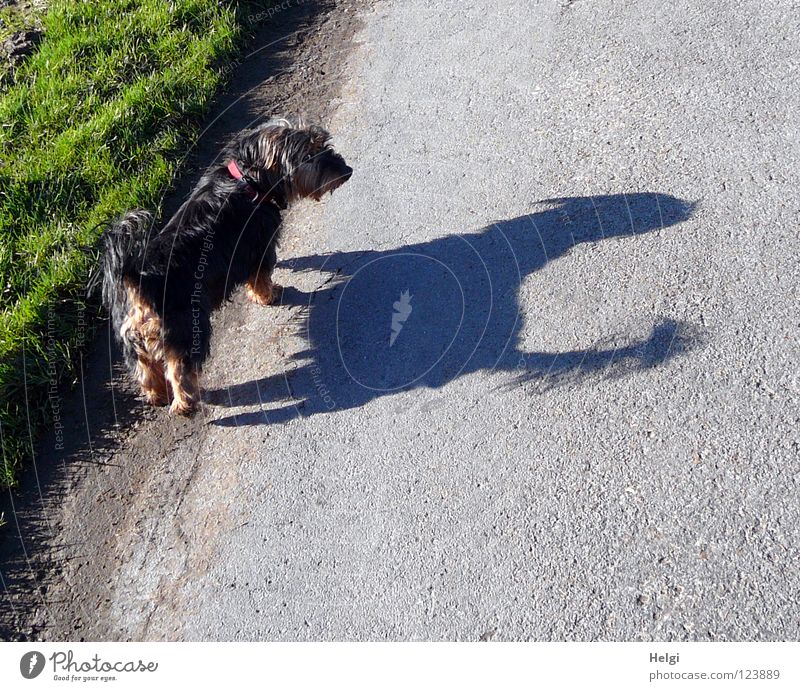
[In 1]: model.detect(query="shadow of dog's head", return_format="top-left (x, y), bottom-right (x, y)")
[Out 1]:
top-left (234, 119), bottom-right (353, 202)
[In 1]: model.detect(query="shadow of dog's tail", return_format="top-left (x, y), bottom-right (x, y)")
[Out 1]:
top-left (510, 318), bottom-right (701, 392)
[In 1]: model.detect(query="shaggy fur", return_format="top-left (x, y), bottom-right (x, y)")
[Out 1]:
top-left (95, 120), bottom-right (352, 415)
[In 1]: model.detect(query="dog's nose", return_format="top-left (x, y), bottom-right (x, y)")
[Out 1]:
top-left (342, 165), bottom-right (353, 181)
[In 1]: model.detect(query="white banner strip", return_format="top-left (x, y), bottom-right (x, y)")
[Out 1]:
top-left (1, 642), bottom-right (797, 690)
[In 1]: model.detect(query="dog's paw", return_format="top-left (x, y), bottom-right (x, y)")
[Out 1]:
top-left (169, 397), bottom-right (199, 417)
top-left (145, 390), bottom-right (171, 407)
top-left (247, 282), bottom-right (283, 306)
top-left (143, 382), bottom-right (172, 407)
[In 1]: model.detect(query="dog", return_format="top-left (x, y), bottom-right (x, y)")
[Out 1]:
top-left (95, 119), bottom-right (352, 415)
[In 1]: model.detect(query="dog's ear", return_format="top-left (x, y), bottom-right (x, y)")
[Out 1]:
top-left (240, 125), bottom-right (295, 170)
top-left (224, 126), bottom-right (289, 206)
top-left (256, 164), bottom-right (286, 199)
top-left (306, 126), bottom-right (331, 150)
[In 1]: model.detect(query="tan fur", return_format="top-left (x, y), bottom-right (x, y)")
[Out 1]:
top-left (165, 351), bottom-right (200, 416)
top-left (137, 352), bottom-right (171, 406)
top-left (245, 270), bottom-right (282, 305)
top-left (121, 283), bottom-right (201, 415)
top-left (121, 283), bottom-right (171, 406)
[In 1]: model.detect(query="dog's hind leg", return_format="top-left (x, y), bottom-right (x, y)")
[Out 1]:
top-left (165, 351), bottom-right (201, 416)
top-left (137, 353), bottom-right (171, 406)
top-left (121, 285), bottom-right (171, 406)
top-left (161, 304), bottom-right (208, 416)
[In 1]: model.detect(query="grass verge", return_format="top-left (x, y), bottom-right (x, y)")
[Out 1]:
top-left (0, 0), bottom-right (275, 487)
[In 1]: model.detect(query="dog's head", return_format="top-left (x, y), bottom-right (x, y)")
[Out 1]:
top-left (234, 120), bottom-right (353, 203)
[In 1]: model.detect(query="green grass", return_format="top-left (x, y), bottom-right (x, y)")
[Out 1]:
top-left (0, 0), bottom-right (274, 487)
top-left (0, 1), bottom-right (37, 39)
top-left (0, 1), bottom-right (41, 84)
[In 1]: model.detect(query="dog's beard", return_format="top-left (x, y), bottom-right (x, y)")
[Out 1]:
top-left (314, 172), bottom-right (349, 199)
top-left (290, 164), bottom-right (348, 201)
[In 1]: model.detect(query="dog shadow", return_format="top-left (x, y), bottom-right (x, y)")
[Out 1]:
top-left (207, 193), bottom-right (698, 425)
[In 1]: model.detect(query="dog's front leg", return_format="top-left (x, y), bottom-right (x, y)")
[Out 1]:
top-left (245, 244), bottom-right (282, 305)
top-left (246, 271), bottom-right (282, 305)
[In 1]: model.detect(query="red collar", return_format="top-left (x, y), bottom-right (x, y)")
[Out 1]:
top-left (227, 160), bottom-right (272, 205)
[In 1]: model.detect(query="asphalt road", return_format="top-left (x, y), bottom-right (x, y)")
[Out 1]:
top-left (2, 0), bottom-right (798, 640)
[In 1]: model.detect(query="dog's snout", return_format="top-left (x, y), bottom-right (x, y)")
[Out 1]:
top-left (342, 165), bottom-right (353, 181)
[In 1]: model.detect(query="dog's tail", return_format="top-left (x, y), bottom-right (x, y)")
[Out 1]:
top-left (89, 209), bottom-right (153, 362)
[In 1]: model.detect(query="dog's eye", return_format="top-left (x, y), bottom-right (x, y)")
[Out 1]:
top-left (304, 147), bottom-right (331, 163)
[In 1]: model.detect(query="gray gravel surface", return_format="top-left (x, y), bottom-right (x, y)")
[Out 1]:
top-left (2, 0), bottom-right (798, 641)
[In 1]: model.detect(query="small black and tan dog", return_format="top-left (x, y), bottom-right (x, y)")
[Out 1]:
top-left (96, 119), bottom-right (352, 415)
